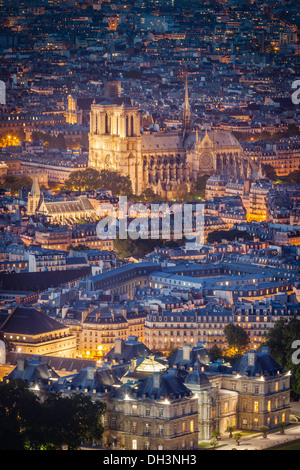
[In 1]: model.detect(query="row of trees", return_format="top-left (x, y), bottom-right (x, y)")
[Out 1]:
top-left (207, 228), bottom-right (253, 244)
top-left (3, 175), bottom-right (33, 194)
top-left (63, 168), bottom-right (211, 201)
top-left (31, 131), bottom-right (67, 150)
top-left (113, 235), bottom-right (185, 259)
top-left (64, 168), bottom-right (133, 196)
top-left (262, 164), bottom-right (300, 185)
top-left (262, 317), bottom-right (300, 399)
top-left (0, 379), bottom-right (106, 450)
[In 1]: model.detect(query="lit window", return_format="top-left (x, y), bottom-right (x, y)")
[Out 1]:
top-left (268, 400), bottom-right (271, 412)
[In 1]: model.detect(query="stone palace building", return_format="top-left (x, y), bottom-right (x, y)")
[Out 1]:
top-left (1, 337), bottom-right (291, 450)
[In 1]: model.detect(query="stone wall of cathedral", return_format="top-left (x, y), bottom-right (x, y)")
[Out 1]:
top-left (88, 103), bottom-right (143, 194)
top-left (88, 104), bottom-right (258, 197)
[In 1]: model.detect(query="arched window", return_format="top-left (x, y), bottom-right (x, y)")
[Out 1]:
top-left (105, 114), bottom-right (108, 134)
top-left (131, 115), bottom-right (134, 136)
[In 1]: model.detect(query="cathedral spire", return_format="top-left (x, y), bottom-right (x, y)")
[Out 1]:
top-left (27, 175), bottom-right (42, 216)
top-left (182, 74), bottom-right (191, 140)
top-left (30, 175), bottom-right (40, 197)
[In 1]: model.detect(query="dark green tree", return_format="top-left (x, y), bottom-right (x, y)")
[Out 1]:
top-left (43, 391), bottom-right (106, 450)
top-left (0, 380), bottom-right (106, 450)
top-left (97, 169), bottom-right (133, 196)
top-left (209, 344), bottom-right (223, 362)
top-left (264, 317), bottom-right (300, 398)
top-left (207, 229), bottom-right (253, 244)
top-left (138, 187), bottom-right (164, 202)
top-left (262, 163), bottom-right (277, 181)
top-left (281, 170), bottom-right (300, 186)
top-left (224, 323), bottom-right (249, 354)
top-left (0, 379), bottom-right (42, 450)
top-left (113, 236), bottom-right (157, 259)
top-left (64, 167), bottom-right (101, 191)
top-left (194, 174), bottom-right (210, 198)
top-left (4, 175), bottom-right (33, 193)
top-left (113, 234), bottom-right (185, 259)
top-left (64, 168), bottom-right (133, 196)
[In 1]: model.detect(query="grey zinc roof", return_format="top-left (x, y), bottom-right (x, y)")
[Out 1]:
top-left (104, 338), bottom-right (152, 362)
top-left (0, 306), bottom-right (68, 335)
top-left (232, 349), bottom-right (284, 377)
top-left (63, 366), bottom-right (126, 392)
top-left (6, 358), bottom-right (59, 383)
top-left (5, 351), bottom-right (98, 374)
top-left (168, 345), bottom-right (212, 369)
top-left (135, 372), bottom-right (191, 399)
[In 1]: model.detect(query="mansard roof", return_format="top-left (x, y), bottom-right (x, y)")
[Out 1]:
top-left (59, 365), bottom-right (126, 393)
top-left (0, 306), bottom-right (68, 336)
top-left (168, 344), bottom-right (212, 370)
top-left (232, 348), bottom-right (285, 377)
top-left (6, 357), bottom-right (59, 383)
top-left (104, 336), bottom-right (152, 363)
top-left (135, 371), bottom-right (192, 399)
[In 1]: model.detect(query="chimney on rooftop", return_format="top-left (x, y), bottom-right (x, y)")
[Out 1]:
top-left (17, 358), bottom-right (27, 371)
top-left (86, 367), bottom-right (96, 381)
top-left (182, 344), bottom-right (192, 361)
top-left (130, 357), bottom-right (137, 372)
top-left (114, 338), bottom-right (123, 355)
top-left (248, 350), bottom-right (257, 367)
top-left (153, 373), bottom-right (162, 389)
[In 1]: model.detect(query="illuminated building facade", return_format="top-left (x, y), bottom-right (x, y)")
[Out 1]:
top-left (88, 81), bottom-right (258, 197)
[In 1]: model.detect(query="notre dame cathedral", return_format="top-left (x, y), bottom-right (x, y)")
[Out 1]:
top-left (88, 78), bottom-right (258, 197)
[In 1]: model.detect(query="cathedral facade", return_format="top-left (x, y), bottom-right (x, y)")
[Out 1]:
top-left (88, 80), bottom-right (258, 196)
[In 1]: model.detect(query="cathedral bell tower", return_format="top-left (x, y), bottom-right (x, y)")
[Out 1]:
top-left (88, 102), bottom-right (143, 194)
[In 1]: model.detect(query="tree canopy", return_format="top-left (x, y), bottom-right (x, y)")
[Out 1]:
top-left (4, 175), bottom-right (33, 193)
top-left (0, 379), bottom-right (106, 450)
top-left (264, 317), bottom-right (300, 399)
top-left (279, 170), bottom-right (300, 186)
top-left (224, 323), bottom-right (249, 355)
top-left (113, 234), bottom-right (185, 259)
top-left (207, 229), bottom-right (253, 244)
top-left (262, 163), bottom-right (277, 181)
top-left (194, 174), bottom-right (210, 195)
top-left (64, 168), bottom-right (133, 196)
top-left (31, 131), bottom-right (66, 149)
